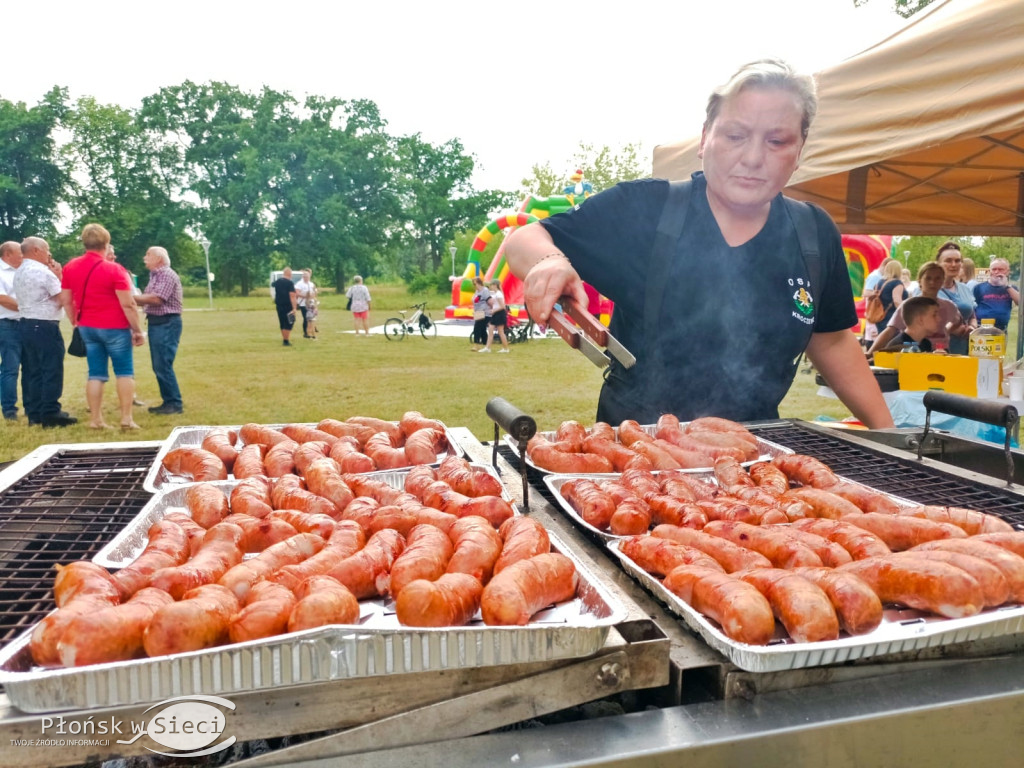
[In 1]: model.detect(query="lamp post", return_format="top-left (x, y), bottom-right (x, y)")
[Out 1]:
top-left (449, 246), bottom-right (458, 282)
top-left (198, 237), bottom-right (212, 309)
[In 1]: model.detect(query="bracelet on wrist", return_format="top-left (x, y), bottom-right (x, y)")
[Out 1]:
top-left (527, 252), bottom-right (569, 273)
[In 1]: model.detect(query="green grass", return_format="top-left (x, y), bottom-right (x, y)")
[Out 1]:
top-left (6, 286), bottom-right (1015, 465)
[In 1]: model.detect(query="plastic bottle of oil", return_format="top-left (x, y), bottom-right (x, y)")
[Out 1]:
top-left (969, 318), bottom-right (1005, 396)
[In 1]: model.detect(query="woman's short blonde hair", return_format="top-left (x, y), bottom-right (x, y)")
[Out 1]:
top-left (705, 58), bottom-right (818, 139)
top-left (81, 223), bottom-right (111, 252)
top-left (883, 260), bottom-right (903, 280)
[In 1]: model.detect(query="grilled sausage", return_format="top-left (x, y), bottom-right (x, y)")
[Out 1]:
top-left (493, 517), bottom-right (550, 575)
top-left (161, 447), bottom-right (228, 482)
top-left (780, 487), bottom-right (864, 520)
top-left (230, 476), bottom-right (274, 518)
top-left (111, 519), bottom-right (191, 600)
top-left (201, 428), bottom-right (239, 473)
top-left (58, 588), bottom-right (175, 667)
top-left (437, 456), bottom-right (504, 498)
top-left (404, 427), bottom-right (447, 465)
top-left (238, 423), bottom-right (291, 447)
top-left (843, 513), bottom-right (967, 551)
top-left (910, 538), bottom-right (1024, 602)
top-left (620, 535), bottom-right (724, 577)
top-left (149, 522), bottom-right (245, 599)
top-left (303, 458), bottom-right (355, 515)
top-left (581, 434), bottom-right (652, 472)
top-left (143, 584), bottom-right (240, 656)
top-left (481, 553), bottom-right (578, 626)
top-left (702, 520), bottom-right (824, 569)
top-left (264, 439), bottom-right (299, 477)
top-left (396, 573), bottom-right (484, 627)
top-left (897, 506), bottom-right (1014, 535)
top-left (839, 555), bottom-right (984, 618)
top-left (662, 566), bottom-right (776, 645)
top-left (324, 528), bottom-right (406, 599)
top-left (184, 483), bottom-right (230, 529)
top-left (389, 524), bottom-right (455, 597)
top-left (232, 444), bottom-right (268, 479)
top-left (228, 581), bottom-right (297, 643)
top-left (271, 520), bottom-right (366, 592)
top-left (790, 518), bottom-right (892, 560)
top-left (771, 454), bottom-right (839, 488)
top-left (791, 567), bottom-right (883, 635)
top-left (287, 575), bottom-right (360, 631)
top-left (446, 516), bottom-right (503, 584)
top-left (328, 436), bottom-right (377, 473)
top-left (53, 561), bottom-right (121, 608)
top-left (897, 551), bottom-right (1010, 608)
top-left (280, 424), bottom-right (339, 446)
top-left (651, 524), bottom-right (772, 572)
top-left (223, 513), bottom-right (299, 553)
top-left (526, 435), bottom-right (614, 474)
top-left (736, 569), bottom-right (840, 643)
top-left (218, 532), bottom-right (325, 601)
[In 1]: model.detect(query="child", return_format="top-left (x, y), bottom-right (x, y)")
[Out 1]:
top-left (304, 296), bottom-right (319, 340)
top-left (879, 296), bottom-right (944, 353)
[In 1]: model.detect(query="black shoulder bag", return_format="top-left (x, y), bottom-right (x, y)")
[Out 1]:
top-left (67, 261), bottom-right (101, 357)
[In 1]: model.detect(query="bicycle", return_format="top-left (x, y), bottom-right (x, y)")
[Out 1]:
top-left (384, 302), bottom-right (437, 340)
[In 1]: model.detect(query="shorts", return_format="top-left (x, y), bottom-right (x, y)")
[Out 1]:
top-left (276, 306), bottom-right (295, 330)
top-left (352, 310), bottom-right (369, 319)
top-left (489, 310), bottom-right (507, 328)
top-left (79, 326), bottom-right (134, 381)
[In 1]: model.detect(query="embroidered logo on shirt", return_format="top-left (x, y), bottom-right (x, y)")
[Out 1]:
top-left (789, 278), bottom-right (815, 325)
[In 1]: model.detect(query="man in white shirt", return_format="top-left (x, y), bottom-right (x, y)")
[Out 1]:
top-left (0, 241), bottom-right (22, 420)
top-left (294, 269), bottom-right (316, 339)
top-left (14, 237), bottom-right (76, 428)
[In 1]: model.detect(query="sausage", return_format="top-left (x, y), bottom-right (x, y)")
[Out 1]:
top-left (610, 496), bottom-right (652, 536)
top-left (767, 524), bottom-right (853, 567)
top-left (620, 535), bottom-right (724, 577)
top-left (364, 504), bottom-right (419, 538)
top-left (264, 439), bottom-right (299, 477)
top-left (493, 517), bottom-right (550, 574)
top-left (897, 551), bottom-right (1010, 608)
top-left (420, 480), bottom-right (514, 528)
top-left (219, 532), bottom-right (326, 601)
top-left (662, 566), bottom-right (776, 645)
top-left (971, 532), bottom-right (1024, 559)
top-left (446, 516), bottom-right (503, 584)
top-left (748, 461), bottom-right (789, 495)
top-left (713, 456), bottom-right (755, 491)
top-left (343, 474), bottom-right (405, 505)
top-left (30, 589), bottom-right (121, 667)
top-left (826, 482), bottom-right (901, 515)
top-left (481, 553), bottom-right (578, 626)
top-left (695, 499), bottom-right (761, 525)
top-left (618, 419), bottom-right (655, 447)
top-left (340, 496), bottom-right (380, 533)
top-left (843, 513), bottom-right (967, 551)
top-left (184, 483), bottom-right (230, 529)
top-left (399, 411), bottom-right (446, 439)
top-left (347, 416), bottom-right (402, 444)
top-left (791, 567), bottom-right (884, 635)
top-left (293, 441), bottom-right (332, 475)
top-left (659, 471), bottom-right (718, 501)
top-left (651, 524), bottom-right (773, 572)
top-left (838, 555), bottom-right (984, 618)
top-left (526, 435), bottom-right (614, 474)
top-left (271, 520), bottom-right (367, 592)
top-left (163, 512), bottom-right (207, 556)
top-left (685, 430), bottom-right (759, 461)
top-left (644, 494), bottom-right (708, 529)
top-left (653, 438), bottom-right (720, 470)
top-left (685, 417), bottom-right (758, 440)
top-left (143, 584), bottom-right (240, 656)
top-left (325, 528), bottom-right (406, 599)
top-left (57, 588), bottom-right (175, 667)
top-left (702, 520), bottom-right (824, 569)
top-left (270, 476), bottom-right (338, 518)
top-left (230, 476), bottom-right (274, 518)
top-left (736, 569), bottom-right (839, 643)
top-left (317, 419), bottom-right (376, 445)
top-left (554, 420), bottom-right (588, 452)
top-left (223, 513), bottom-right (299, 553)
top-left (403, 465), bottom-right (438, 499)
top-left (581, 434), bottom-right (651, 472)
top-left (897, 506), bottom-right (1014, 535)
top-left (328, 437), bottom-right (377, 473)
top-left (437, 456), bottom-right (504, 498)
top-left (655, 423), bottom-right (745, 462)
top-left (789, 518), bottom-right (892, 560)
top-left (396, 573), bottom-right (483, 627)
top-left (112, 519), bottom-right (191, 600)
top-left (232, 443), bottom-right (268, 479)
top-left (303, 458), bottom-right (355, 515)
top-left (201, 428), bottom-right (239, 472)
top-left (407, 500), bottom-right (460, 535)
top-left (53, 561), bottom-right (121, 608)
top-left (267, 509), bottom-right (337, 539)
top-left (404, 428), bottom-right (447, 465)
top-left (729, 484), bottom-right (792, 509)
top-left (771, 454), bottom-right (838, 488)
top-left (287, 575), bottom-right (360, 631)
top-left (910, 538), bottom-right (1024, 602)
top-left (238, 423), bottom-right (291, 447)
top-left (780, 487), bottom-right (864, 520)
top-left (389, 524), bottom-right (456, 597)
top-left (628, 441), bottom-right (683, 470)
top-left (149, 522), bottom-right (245, 599)
top-left (364, 431), bottom-right (410, 470)
top-left (161, 447), bottom-right (228, 482)
top-left (228, 581), bottom-right (297, 643)
top-left (280, 424), bottom-right (339, 446)
top-left (589, 421), bottom-right (615, 441)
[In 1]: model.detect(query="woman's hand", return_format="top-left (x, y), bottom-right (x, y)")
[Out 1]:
top-left (522, 257), bottom-right (588, 325)
top-left (131, 330), bottom-right (146, 347)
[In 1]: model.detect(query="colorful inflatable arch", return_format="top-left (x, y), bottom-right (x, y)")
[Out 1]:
top-left (842, 234), bottom-right (892, 332)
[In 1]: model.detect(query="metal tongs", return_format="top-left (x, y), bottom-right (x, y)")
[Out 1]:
top-left (547, 298), bottom-right (636, 370)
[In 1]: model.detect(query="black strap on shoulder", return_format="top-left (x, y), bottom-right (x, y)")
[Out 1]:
top-left (783, 197), bottom-right (823, 297)
top-left (644, 180), bottom-right (692, 353)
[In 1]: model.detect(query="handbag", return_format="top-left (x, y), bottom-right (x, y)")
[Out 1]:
top-left (864, 294), bottom-right (886, 325)
top-left (67, 327), bottom-right (86, 357)
top-left (67, 260), bottom-right (102, 357)
top-left (346, 296), bottom-right (353, 311)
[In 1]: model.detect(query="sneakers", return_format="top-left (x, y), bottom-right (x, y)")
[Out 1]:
top-left (497, 348), bottom-right (509, 354)
top-left (148, 404), bottom-right (184, 415)
top-left (478, 348), bottom-right (491, 353)
top-left (41, 414), bottom-right (78, 428)
top-left (283, 340), bottom-right (291, 346)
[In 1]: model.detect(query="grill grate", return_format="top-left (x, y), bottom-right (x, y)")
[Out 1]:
top-left (0, 447), bottom-right (158, 649)
top-left (499, 422), bottom-right (1024, 530)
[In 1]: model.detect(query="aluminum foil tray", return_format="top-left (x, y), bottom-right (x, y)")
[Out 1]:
top-left (144, 422), bottom-right (465, 493)
top-left (505, 423), bottom-right (792, 477)
top-left (606, 539), bottom-right (1024, 673)
top-left (0, 531), bottom-right (624, 713)
top-left (98, 465), bottom-right (512, 568)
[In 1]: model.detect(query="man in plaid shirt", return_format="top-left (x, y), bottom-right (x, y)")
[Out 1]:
top-left (136, 247), bottom-right (184, 414)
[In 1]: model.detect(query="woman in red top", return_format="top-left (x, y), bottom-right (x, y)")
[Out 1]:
top-left (60, 223), bottom-right (145, 430)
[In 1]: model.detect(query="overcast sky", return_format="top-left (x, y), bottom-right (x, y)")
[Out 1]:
top-left (4, 0), bottom-right (911, 192)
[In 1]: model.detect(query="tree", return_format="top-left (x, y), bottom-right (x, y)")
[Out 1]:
top-left (0, 87), bottom-right (67, 241)
top-left (519, 141), bottom-right (648, 199)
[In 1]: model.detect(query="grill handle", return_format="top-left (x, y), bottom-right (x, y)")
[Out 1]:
top-left (486, 397), bottom-right (537, 511)
top-left (920, 391), bottom-right (1018, 485)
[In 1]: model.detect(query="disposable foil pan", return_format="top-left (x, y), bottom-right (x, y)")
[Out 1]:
top-left (144, 422), bottom-right (465, 492)
top-left (606, 538), bottom-right (1024, 673)
top-left (505, 423), bottom-right (792, 476)
top-left (0, 530), bottom-right (624, 713)
top-left (97, 465), bottom-right (512, 568)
